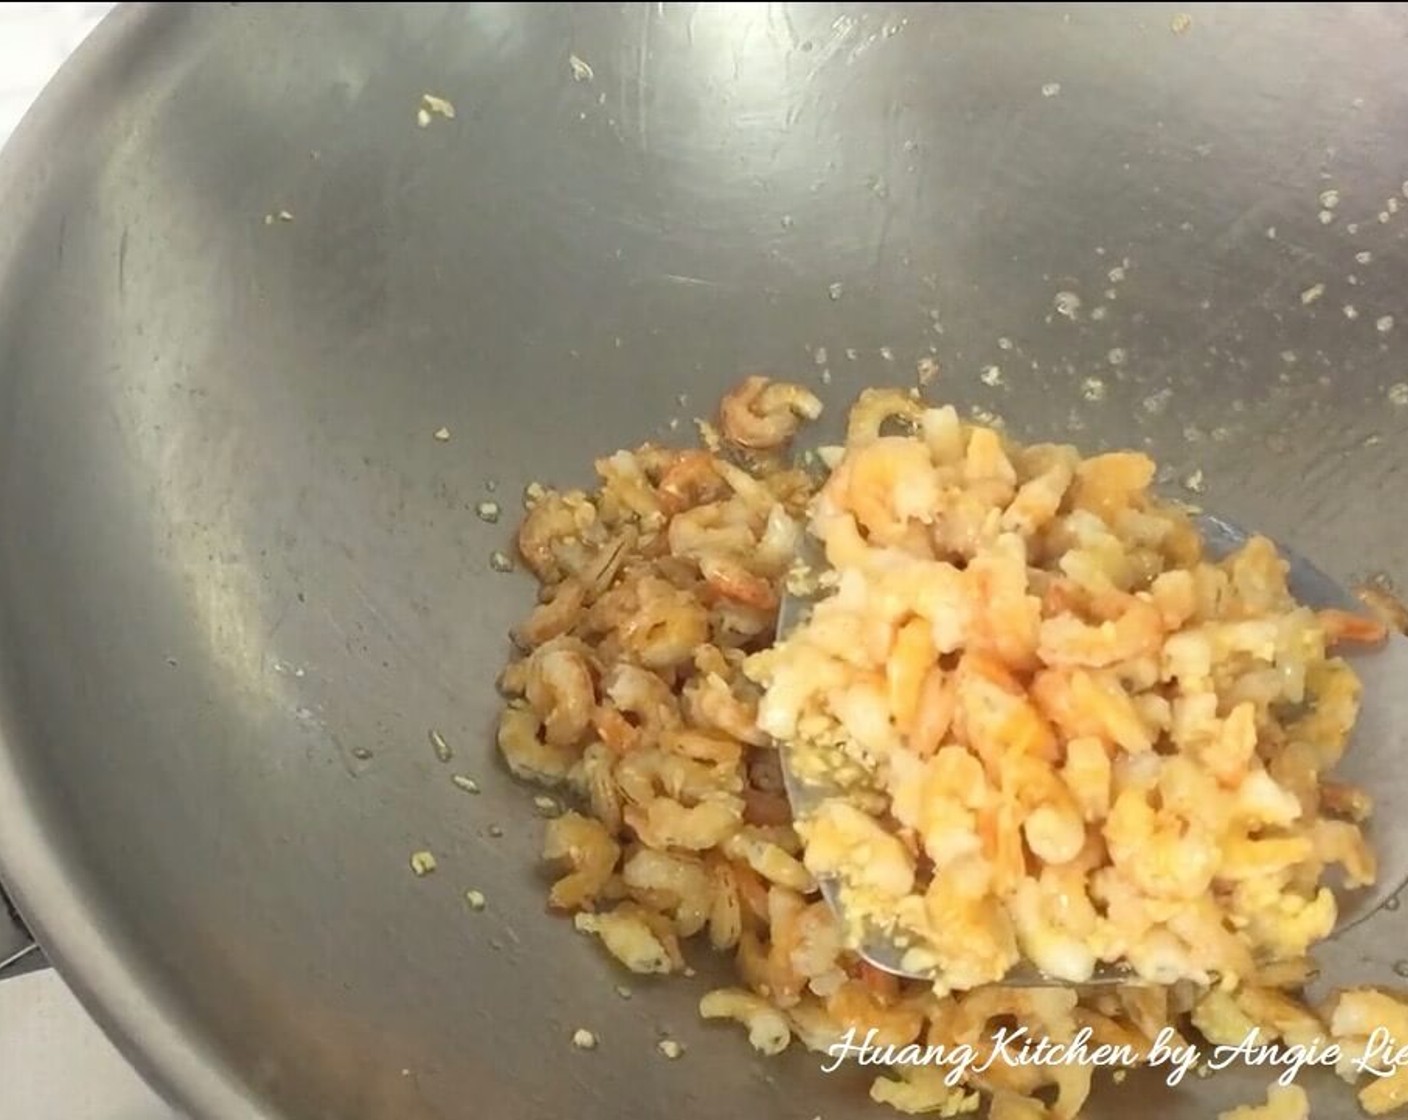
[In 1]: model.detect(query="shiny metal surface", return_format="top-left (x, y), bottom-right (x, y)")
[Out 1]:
top-left (1, 4), bottom-right (1407, 1119)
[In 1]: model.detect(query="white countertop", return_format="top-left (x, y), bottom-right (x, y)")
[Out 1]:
top-left (1, 11), bottom-right (178, 1120)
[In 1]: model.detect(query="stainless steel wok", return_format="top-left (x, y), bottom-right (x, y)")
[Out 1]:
top-left (2, 4), bottom-right (1407, 1118)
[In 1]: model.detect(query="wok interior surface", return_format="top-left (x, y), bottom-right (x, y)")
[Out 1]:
top-left (1, 3), bottom-right (1407, 1118)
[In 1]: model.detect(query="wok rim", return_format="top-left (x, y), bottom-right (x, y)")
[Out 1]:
top-left (0, 4), bottom-right (271, 1117)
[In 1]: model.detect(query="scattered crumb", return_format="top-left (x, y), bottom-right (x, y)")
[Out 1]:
top-left (657, 1039), bottom-right (684, 1059)
top-left (569, 54), bottom-right (594, 81)
top-left (487, 824), bottom-right (504, 838)
top-left (429, 728), bottom-right (452, 763)
top-left (1107, 265), bottom-right (1127, 284)
top-left (1347, 222), bottom-right (1359, 234)
top-left (419, 93), bottom-right (456, 126)
top-left (476, 500), bottom-right (501, 523)
top-left (820, 369), bottom-right (832, 385)
top-left (615, 984), bottom-right (633, 999)
top-left (1113, 1069), bottom-right (1128, 1084)
top-left (1090, 306), bottom-right (1108, 321)
top-left (1344, 304), bottom-right (1359, 320)
top-left (534, 794), bottom-right (561, 817)
top-left (1041, 82), bottom-right (1061, 98)
top-left (997, 336), bottom-right (1014, 350)
top-left (1379, 211), bottom-right (1391, 223)
top-left (1170, 11), bottom-right (1192, 33)
top-left (1054, 291), bottom-right (1082, 319)
top-left (451, 774), bottom-right (480, 794)
top-left (465, 889), bottom-right (487, 911)
top-left (1107, 347), bottom-right (1127, 366)
top-left (1265, 226), bottom-right (1277, 239)
top-left (845, 348), bottom-right (859, 361)
top-left (980, 364), bottom-right (1004, 387)
top-left (571, 1028), bottom-right (598, 1050)
top-left (1182, 469), bottom-right (1206, 494)
top-left (1299, 283), bottom-right (1325, 305)
top-left (1391, 197), bottom-right (1402, 214)
top-left (916, 356), bottom-right (940, 385)
top-left (813, 346), bottom-right (828, 366)
top-left (1377, 315), bottom-right (1394, 333)
top-left (1080, 376), bottom-right (1106, 402)
top-left (1388, 382), bottom-right (1408, 406)
top-left (1319, 188), bottom-right (1340, 210)
top-left (1356, 250), bottom-right (1373, 264)
top-left (524, 481), bottom-right (547, 507)
top-left (276, 209), bottom-right (293, 222)
top-left (490, 550), bottom-right (514, 573)
top-left (434, 426), bottom-right (452, 441)
top-left (1319, 209), bottom-right (1335, 225)
top-left (410, 850), bottom-right (438, 876)
top-left (827, 281), bottom-right (844, 301)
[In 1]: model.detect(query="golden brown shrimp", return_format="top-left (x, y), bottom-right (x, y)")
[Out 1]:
top-left (1037, 593), bottom-right (1164, 669)
top-left (525, 641), bottom-right (596, 747)
top-left (845, 386), bottom-right (924, 445)
top-left (655, 449), bottom-right (728, 512)
top-left (511, 577), bottom-right (586, 649)
top-left (516, 489), bottom-right (595, 580)
top-left (618, 582), bottom-right (712, 670)
top-left (699, 553), bottom-right (779, 612)
top-left (1104, 787), bottom-right (1219, 901)
top-left (1318, 608), bottom-right (1389, 648)
top-left (543, 811), bottom-right (621, 910)
top-left (497, 702), bottom-right (580, 784)
top-left (718, 375), bottom-right (823, 450)
top-left (684, 672), bottom-right (770, 746)
top-left (824, 436), bottom-right (940, 543)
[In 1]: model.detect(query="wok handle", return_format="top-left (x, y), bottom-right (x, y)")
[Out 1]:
top-left (0, 882), bottom-right (45, 979)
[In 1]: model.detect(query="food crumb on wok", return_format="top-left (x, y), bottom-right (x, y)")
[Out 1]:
top-left (571, 1027), bottom-right (598, 1050)
top-left (1387, 382), bottom-right (1408, 406)
top-left (490, 550), bottom-right (514, 573)
top-left (486, 824), bottom-right (503, 838)
top-left (1182, 467), bottom-right (1205, 492)
top-left (491, 375), bottom-right (1404, 1118)
top-left (418, 93), bottom-right (456, 127)
top-left (465, 889), bottom-right (486, 911)
top-left (1170, 11), bottom-right (1192, 33)
top-left (429, 728), bottom-right (452, 763)
top-left (569, 54), bottom-right (594, 82)
top-left (434, 426), bottom-right (451, 442)
top-left (533, 794), bottom-right (560, 816)
top-left (1300, 283), bottom-right (1325, 305)
top-left (1320, 210), bottom-right (1336, 225)
top-left (1345, 304), bottom-right (1360, 320)
top-left (1357, 250), bottom-right (1374, 264)
top-left (1080, 375), bottom-right (1106, 401)
top-left (614, 984), bottom-right (632, 999)
top-left (980, 364), bottom-right (1003, 387)
top-left (1041, 82), bottom-right (1061, 98)
top-left (451, 774), bottom-right (481, 794)
top-left (476, 500), bottom-right (502, 523)
top-left (657, 1038), bottom-right (684, 1059)
top-left (409, 850), bottom-right (437, 876)
top-left (1377, 315), bottom-right (1395, 333)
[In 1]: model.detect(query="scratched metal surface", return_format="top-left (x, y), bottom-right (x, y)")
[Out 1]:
top-left (0, 4), bottom-right (1405, 1119)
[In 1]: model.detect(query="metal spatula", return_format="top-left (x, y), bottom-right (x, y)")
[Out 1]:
top-left (775, 512), bottom-right (1408, 988)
